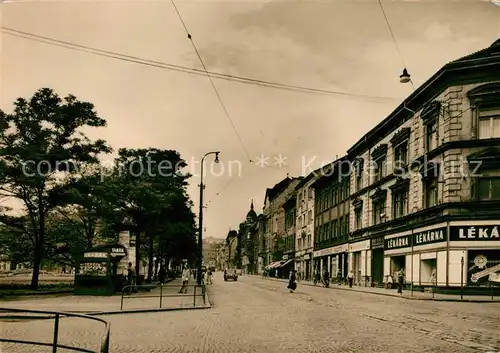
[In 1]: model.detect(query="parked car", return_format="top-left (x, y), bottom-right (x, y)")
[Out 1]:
top-left (224, 269), bottom-right (238, 281)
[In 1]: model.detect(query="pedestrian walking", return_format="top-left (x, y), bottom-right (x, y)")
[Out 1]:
top-left (287, 270), bottom-right (297, 293)
top-left (323, 269), bottom-right (330, 288)
top-left (178, 266), bottom-right (190, 294)
top-left (207, 268), bottom-right (213, 284)
top-left (397, 269), bottom-right (405, 294)
top-left (158, 267), bottom-right (166, 284)
top-left (347, 270), bottom-right (354, 288)
top-left (314, 268), bottom-right (320, 285)
top-left (126, 262), bottom-right (137, 294)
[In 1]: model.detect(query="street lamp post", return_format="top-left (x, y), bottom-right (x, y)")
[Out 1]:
top-left (197, 151), bottom-right (220, 285)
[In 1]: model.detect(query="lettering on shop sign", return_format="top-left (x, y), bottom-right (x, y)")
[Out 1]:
top-left (371, 237), bottom-right (384, 249)
top-left (450, 226), bottom-right (500, 241)
top-left (84, 252), bottom-right (107, 258)
top-left (384, 236), bottom-right (410, 250)
top-left (413, 228), bottom-right (446, 246)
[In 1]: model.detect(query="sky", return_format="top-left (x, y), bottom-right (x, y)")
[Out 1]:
top-left (1, 0), bottom-right (499, 239)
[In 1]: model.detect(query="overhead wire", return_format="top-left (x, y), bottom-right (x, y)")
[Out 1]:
top-left (170, 0), bottom-right (252, 163)
top-left (0, 27), bottom-right (401, 103)
top-left (205, 161), bottom-right (253, 207)
top-left (207, 104), bottom-right (476, 207)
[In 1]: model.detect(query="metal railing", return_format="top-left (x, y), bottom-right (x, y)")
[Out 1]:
top-left (259, 275), bottom-right (500, 301)
top-left (120, 280), bottom-right (206, 310)
top-left (0, 307), bottom-right (110, 353)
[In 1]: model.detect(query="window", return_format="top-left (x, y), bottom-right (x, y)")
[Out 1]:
top-left (307, 210), bottom-right (312, 224)
top-left (374, 156), bottom-right (387, 182)
top-left (426, 120), bottom-right (438, 151)
top-left (355, 206), bottom-right (363, 230)
top-left (332, 186), bottom-right (338, 205)
top-left (372, 198), bottom-right (386, 225)
top-left (478, 177), bottom-right (500, 200)
top-left (392, 187), bottom-right (409, 218)
top-left (394, 141), bottom-right (409, 168)
top-left (355, 159), bottom-right (364, 191)
top-left (308, 187), bottom-right (313, 199)
top-left (478, 108), bottom-right (500, 139)
top-left (424, 178), bottom-right (438, 208)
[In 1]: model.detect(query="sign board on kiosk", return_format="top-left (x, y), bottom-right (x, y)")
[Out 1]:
top-left (74, 243), bottom-right (128, 295)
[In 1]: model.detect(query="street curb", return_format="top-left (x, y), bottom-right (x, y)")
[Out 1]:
top-left (85, 305), bottom-right (211, 316)
top-left (255, 276), bottom-right (500, 303)
top-left (0, 290), bottom-right (73, 298)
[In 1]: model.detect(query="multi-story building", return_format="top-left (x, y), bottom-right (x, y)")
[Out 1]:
top-left (282, 192), bottom-right (297, 279)
top-left (347, 39), bottom-right (500, 290)
top-left (294, 171), bottom-right (317, 281)
top-left (224, 230), bottom-right (239, 269)
top-left (312, 158), bottom-right (351, 280)
top-left (240, 201), bottom-right (259, 274)
top-left (261, 176), bottom-right (302, 276)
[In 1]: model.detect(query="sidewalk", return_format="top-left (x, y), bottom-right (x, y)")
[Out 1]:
top-left (0, 278), bottom-right (210, 314)
top-left (255, 275), bottom-right (500, 302)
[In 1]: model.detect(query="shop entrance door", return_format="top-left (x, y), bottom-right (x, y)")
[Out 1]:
top-left (372, 248), bottom-right (384, 286)
top-left (353, 252), bottom-right (361, 284)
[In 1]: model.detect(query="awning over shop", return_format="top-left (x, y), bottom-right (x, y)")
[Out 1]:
top-left (278, 259), bottom-right (294, 268)
top-left (267, 261), bottom-right (284, 269)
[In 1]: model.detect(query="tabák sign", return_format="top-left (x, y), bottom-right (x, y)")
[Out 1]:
top-left (450, 225), bottom-right (500, 241)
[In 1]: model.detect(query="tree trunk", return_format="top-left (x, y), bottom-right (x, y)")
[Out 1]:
top-left (30, 244), bottom-right (43, 289)
top-left (135, 230), bottom-right (141, 285)
top-left (30, 220), bottom-right (45, 290)
top-left (147, 231), bottom-right (154, 283)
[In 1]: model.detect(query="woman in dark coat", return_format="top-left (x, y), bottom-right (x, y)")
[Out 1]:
top-left (287, 270), bottom-right (297, 293)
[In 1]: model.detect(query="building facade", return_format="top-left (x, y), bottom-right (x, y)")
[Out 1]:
top-left (240, 201), bottom-right (259, 274)
top-left (224, 230), bottom-right (239, 269)
top-left (294, 174), bottom-right (316, 281)
top-left (347, 39), bottom-right (500, 289)
top-left (312, 159), bottom-right (351, 280)
top-left (282, 193), bottom-right (296, 279)
top-left (261, 176), bottom-right (302, 277)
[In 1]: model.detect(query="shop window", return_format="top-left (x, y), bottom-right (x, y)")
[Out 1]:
top-left (477, 177), bottom-right (500, 200)
top-left (468, 250), bottom-right (500, 286)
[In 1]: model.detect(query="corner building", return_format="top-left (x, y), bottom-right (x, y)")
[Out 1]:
top-left (347, 39), bottom-right (500, 291)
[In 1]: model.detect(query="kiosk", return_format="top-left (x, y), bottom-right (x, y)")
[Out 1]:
top-left (74, 244), bottom-right (128, 295)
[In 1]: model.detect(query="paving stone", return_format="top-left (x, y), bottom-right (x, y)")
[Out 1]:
top-left (1, 273), bottom-right (499, 353)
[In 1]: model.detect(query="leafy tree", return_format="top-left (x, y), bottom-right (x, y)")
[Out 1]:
top-left (0, 88), bottom-right (111, 288)
top-left (110, 148), bottom-right (196, 282)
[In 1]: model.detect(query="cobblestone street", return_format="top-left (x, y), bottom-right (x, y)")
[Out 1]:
top-left (2, 272), bottom-right (499, 353)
